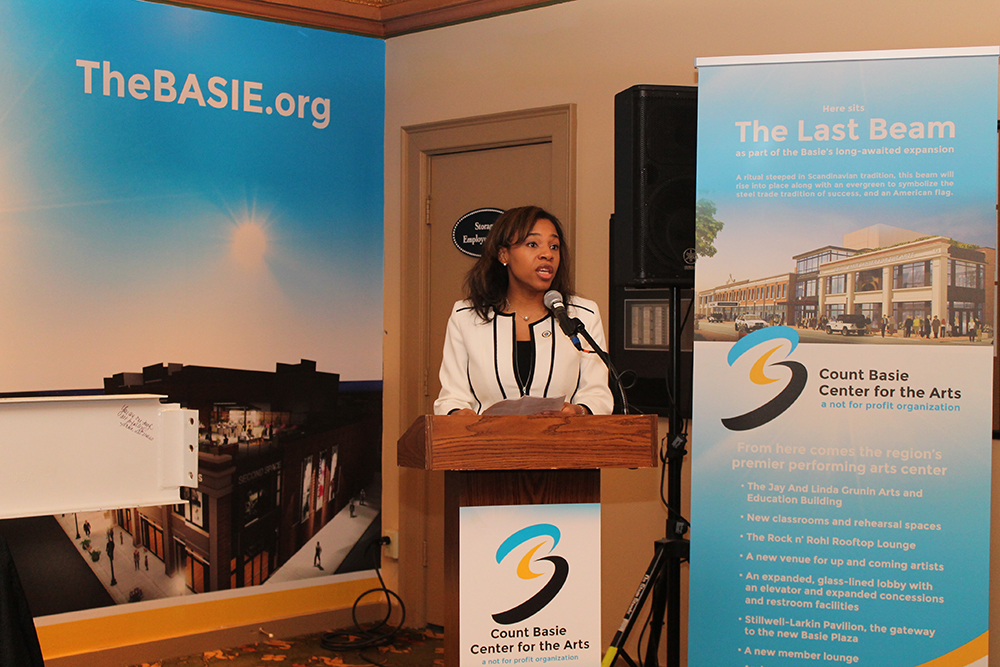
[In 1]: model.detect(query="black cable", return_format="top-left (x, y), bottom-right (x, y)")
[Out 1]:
top-left (657, 294), bottom-right (695, 534)
top-left (607, 357), bottom-right (635, 414)
top-left (659, 296), bottom-right (695, 421)
top-left (636, 594), bottom-right (653, 667)
top-left (577, 325), bottom-right (633, 414)
top-left (320, 537), bottom-right (407, 665)
top-left (613, 368), bottom-right (640, 415)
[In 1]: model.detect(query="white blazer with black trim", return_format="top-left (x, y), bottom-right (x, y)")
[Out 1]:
top-left (433, 296), bottom-right (613, 415)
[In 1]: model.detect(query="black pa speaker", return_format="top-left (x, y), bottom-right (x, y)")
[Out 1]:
top-left (613, 85), bottom-right (697, 288)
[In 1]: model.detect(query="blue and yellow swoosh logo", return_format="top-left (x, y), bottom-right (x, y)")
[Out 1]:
top-left (722, 327), bottom-right (807, 431)
top-left (492, 524), bottom-right (568, 625)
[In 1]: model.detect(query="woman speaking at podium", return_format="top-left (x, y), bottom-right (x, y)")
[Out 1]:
top-left (434, 206), bottom-right (613, 417)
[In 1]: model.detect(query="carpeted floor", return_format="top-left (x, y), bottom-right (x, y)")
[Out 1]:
top-left (127, 627), bottom-right (443, 667)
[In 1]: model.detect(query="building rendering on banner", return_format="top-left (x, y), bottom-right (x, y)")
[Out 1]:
top-left (103, 360), bottom-right (380, 595)
top-left (697, 224), bottom-right (995, 335)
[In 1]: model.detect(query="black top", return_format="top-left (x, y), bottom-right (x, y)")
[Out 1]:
top-left (515, 340), bottom-right (533, 393)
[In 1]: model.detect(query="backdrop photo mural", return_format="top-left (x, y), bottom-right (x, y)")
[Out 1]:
top-left (0, 0), bottom-right (385, 619)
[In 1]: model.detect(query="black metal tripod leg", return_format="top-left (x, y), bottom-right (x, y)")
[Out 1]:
top-left (646, 538), bottom-right (690, 667)
top-left (602, 539), bottom-right (669, 667)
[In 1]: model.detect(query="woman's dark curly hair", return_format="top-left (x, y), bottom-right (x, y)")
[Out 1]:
top-left (464, 205), bottom-right (573, 322)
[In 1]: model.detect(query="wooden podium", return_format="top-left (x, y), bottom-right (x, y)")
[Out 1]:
top-left (398, 413), bottom-right (657, 666)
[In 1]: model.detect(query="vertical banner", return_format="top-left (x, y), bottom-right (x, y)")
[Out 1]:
top-left (690, 48), bottom-right (997, 667)
top-left (459, 504), bottom-right (600, 667)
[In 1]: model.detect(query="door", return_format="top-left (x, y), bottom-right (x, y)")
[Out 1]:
top-left (399, 105), bottom-right (575, 628)
top-left (426, 142), bottom-right (554, 412)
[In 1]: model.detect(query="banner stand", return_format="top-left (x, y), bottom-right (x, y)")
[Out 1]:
top-left (689, 46), bottom-right (997, 667)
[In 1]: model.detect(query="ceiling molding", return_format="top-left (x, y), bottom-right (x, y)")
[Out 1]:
top-left (152, 0), bottom-right (571, 37)
top-left (378, 0), bottom-right (564, 37)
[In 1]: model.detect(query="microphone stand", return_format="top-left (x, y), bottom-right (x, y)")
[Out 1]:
top-left (564, 317), bottom-right (630, 414)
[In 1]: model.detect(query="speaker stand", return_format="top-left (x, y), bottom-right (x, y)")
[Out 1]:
top-left (603, 286), bottom-right (689, 667)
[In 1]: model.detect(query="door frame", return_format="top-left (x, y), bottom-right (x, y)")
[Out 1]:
top-left (396, 104), bottom-right (575, 626)
top-left (399, 104), bottom-right (575, 426)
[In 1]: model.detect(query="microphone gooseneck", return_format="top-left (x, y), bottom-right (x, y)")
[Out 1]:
top-left (543, 290), bottom-right (629, 414)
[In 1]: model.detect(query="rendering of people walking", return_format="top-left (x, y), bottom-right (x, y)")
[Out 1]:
top-left (133, 549), bottom-right (140, 570)
top-left (932, 316), bottom-right (940, 338)
top-left (314, 542), bottom-right (323, 569)
top-left (83, 521), bottom-right (91, 538)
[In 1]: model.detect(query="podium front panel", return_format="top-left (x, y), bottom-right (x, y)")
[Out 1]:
top-left (458, 503), bottom-right (601, 666)
top-left (444, 470), bottom-right (600, 667)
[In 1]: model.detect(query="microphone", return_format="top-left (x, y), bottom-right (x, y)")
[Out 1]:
top-left (545, 290), bottom-right (630, 413)
top-left (544, 290), bottom-right (583, 348)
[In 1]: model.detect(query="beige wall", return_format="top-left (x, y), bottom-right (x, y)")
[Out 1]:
top-left (381, 0), bottom-right (1000, 661)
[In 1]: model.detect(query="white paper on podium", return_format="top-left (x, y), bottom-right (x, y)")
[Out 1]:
top-left (481, 395), bottom-right (565, 415)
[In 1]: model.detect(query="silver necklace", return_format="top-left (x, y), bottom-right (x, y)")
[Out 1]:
top-left (505, 299), bottom-right (532, 321)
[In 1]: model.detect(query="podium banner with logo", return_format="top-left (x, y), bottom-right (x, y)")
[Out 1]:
top-left (690, 48), bottom-right (997, 667)
top-left (459, 504), bottom-right (600, 667)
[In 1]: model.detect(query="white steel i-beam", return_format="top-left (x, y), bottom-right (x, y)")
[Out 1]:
top-left (0, 394), bottom-right (199, 520)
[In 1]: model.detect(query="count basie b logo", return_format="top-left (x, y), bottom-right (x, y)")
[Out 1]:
top-left (723, 327), bottom-right (807, 431)
top-left (491, 524), bottom-right (568, 625)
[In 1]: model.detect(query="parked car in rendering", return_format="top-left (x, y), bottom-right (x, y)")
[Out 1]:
top-left (735, 314), bottom-right (768, 333)
top-left (826, 313), bottom-right (869, 335)
top-left (708, 313), bottom-right (723, 323)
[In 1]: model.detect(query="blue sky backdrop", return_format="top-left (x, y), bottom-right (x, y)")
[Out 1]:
top-left (0, 0), bottom-right (385, 391)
